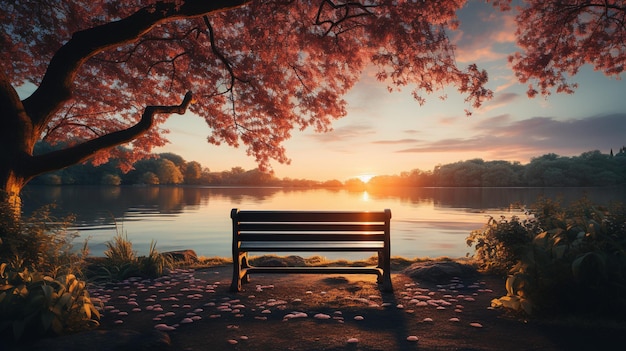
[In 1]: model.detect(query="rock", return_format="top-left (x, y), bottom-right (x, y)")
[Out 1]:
top-left (26, 329), bottom-right (171, 351)
top-left (162, 249), bottom-right (198, 263)
top-left (403, 261), bottom-right (477, 283)
top-left (251, 255), bottom-right (306, 267)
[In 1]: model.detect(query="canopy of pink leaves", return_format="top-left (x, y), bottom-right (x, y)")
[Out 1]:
top-left (1, 0), bottom-right (494, 172)
top-left (491, 0), bottom-right (625, 97)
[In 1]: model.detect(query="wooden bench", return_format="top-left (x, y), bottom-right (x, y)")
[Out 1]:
top-left (230, 208), bottom-right (392, 292)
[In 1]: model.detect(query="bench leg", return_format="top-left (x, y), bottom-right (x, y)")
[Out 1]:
top-left (230, 252), bottom-right (242, 292)
top-left (377, 251), bottom-right (393, 292)
top-left (231, 252), bottom-right (251, 292)
top-left (241, 253), bottom-right (250, 284)
top-left (381, 271), bottom-right (393, 292)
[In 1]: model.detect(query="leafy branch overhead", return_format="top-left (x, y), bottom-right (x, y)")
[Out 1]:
top-left (1, 1), bottom-right (490, 178)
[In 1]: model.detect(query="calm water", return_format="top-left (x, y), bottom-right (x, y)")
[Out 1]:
top-left (21, 186), bottom-right (626, 260)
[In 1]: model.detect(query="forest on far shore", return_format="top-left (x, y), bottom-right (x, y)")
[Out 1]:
top-left (29, 144), bottom-right (626, 188)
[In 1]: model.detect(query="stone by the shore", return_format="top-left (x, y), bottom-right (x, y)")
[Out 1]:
top-left (403, 261), bottom-right (477, 283)
top-left (162, 249), bottom-right (198, 263)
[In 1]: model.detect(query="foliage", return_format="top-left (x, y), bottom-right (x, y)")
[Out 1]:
top-left (468, 197), bottom-right (626, 317)
top-left (155, 159), bottom-right (185, 185)
top-left (0, 198), bottom-right (96, 343)
top-left (91, 230), bottom-right (173, 282)
top-left (466, 210), bottom-right (536, 275)
top-left (0, 263), bottom-right (100, 342)
top-left (103, 230), bottom-right (137, 267)
top-left (28, 147), bottom-right (626, 188)
top-left (140, 172), bottom-right (160, 185)
top-left (492, 0), bottom-right (626, 97)
top-left (101, 174), bottom-right (121, 186)
top-left (140, 241), bottom-right (174, 279)
top-left (0, 201), bottom-right (88, 278)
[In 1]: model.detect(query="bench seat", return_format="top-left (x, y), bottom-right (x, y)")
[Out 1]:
top-left (230, 208), bottom-right (393, 292)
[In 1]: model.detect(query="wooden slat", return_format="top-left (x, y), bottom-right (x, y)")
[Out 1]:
top-left (232, 210), bottom-right (390, 223)
top-left (246, 266), bottom-right (383, 275)
top-left (239, 241), bottom-right (385, 251)
top-left (237, 223), bottom-right (386, 232)
top-left (238, 233), bottom-right (386, 241)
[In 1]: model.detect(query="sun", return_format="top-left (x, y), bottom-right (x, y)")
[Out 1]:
top-left (357, 174), bottom-right (375, 183)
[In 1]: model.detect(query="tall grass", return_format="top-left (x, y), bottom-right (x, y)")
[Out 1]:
top-left (104, 230), bottom-right (136, 265)
top-left (91, 225), bottom-right (173, 281)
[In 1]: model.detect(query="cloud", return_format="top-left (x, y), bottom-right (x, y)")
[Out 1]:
top-left (478, 92), bottom-right (520, 113)
top-left (439, 116), bottom-right (461, 125)
top-left (394, 113), bottom-right (626, 162)
top-left (372, 138), bottom-right (422, 145)
top-left (494, 75), bottom-right (519, 93)
top-left (453, 5), bottom-right (517, 63)
top-left (473, 114), bottom-right (512, 129)
top-left (308, 124), bottom-right (376, 143)
top-left (403, 129), bottom-right (423, 135)
top-left (455, 47), bottom-right (508, 63)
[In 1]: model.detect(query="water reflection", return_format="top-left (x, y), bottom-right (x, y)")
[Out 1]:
top-left (20, 185), bottom-right (626, 258)
top-left (364, 186), bottom-right (624, 209)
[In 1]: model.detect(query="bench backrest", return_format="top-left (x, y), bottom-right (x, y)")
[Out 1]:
top-left (231, 209), bottom-right (391, 242)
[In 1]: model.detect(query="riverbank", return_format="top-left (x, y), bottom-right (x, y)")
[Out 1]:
top-left (19, 260), bottom-right (626, 351)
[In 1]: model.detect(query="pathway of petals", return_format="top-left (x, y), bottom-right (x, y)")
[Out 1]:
top-left (89, 267), bottom-right (501, 350)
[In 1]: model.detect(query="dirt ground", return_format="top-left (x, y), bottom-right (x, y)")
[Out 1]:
top-left (18, 263), bottom-right (626, 351)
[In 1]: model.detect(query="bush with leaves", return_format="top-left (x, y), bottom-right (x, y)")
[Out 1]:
top-left (1, 196), bottom-right (96, 344)
top-left (467, 197), bottom-right (626, 317)
top-left (0, 263), bottom-right (100, 343)
top-left (1, 200), bottom-right (88, 278)
top-left (89, 230), bottom-right (173, 282)
top-left (466, 210), bottom-right (538, 275)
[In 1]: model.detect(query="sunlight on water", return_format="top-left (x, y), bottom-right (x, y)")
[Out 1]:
top-left (21, 186), bottom-right (626, 260)
top-left (361, 191), bottom-right (370, 202)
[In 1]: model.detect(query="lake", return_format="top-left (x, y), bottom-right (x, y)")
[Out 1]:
top-left (20, 185), bottom-right (626, 260)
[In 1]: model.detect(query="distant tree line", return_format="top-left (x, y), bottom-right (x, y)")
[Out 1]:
top-left (29, 142), bottom-right (626, 188)
top-left (368, 148), bottom-right (626, 188)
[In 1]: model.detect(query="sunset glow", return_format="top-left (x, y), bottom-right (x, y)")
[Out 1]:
top-left (156, 2), bottom-right (626, 182)
top-left (357, 174), bottom-right (375, 183)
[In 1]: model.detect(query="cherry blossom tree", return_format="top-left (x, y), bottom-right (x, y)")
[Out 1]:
top-left (491, 0), bottom-right (625, 97)
top-left (1, 0), bottom-right (494, 210)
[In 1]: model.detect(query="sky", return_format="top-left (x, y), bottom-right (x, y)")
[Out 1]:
top-left (156, 1), bottom-right (626, 182)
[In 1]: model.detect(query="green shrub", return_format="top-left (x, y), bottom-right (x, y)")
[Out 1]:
top-left (90, 231), bottom-right (172, 282)
top-left (1, 200), bottom-right (95, 344)
top-left (101, 174), bottom-right (121, 186)
top-left (466, 210), bottom-right (537, 275)
top-left (1, 202), bottom-right (87, 278)
top-left (468, 197), bottom-right (626, 317)
top-left (139, 240), bottom-right (173, 278)
top-left (0, 263), bottom-right (100, 342)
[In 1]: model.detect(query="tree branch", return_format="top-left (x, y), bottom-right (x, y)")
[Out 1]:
top-left (25, 91), bottom-right (193, 178)
top-left (314, 0), bottom-right (377, 36)
top-left (22, 0), bottom-right (250, 131)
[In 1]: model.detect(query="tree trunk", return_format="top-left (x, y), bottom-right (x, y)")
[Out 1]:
top-left (0, 172), bottom-right (26, 218)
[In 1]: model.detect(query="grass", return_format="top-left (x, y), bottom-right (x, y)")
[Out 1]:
top-left (189, 254), bottom-right (469, 272)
